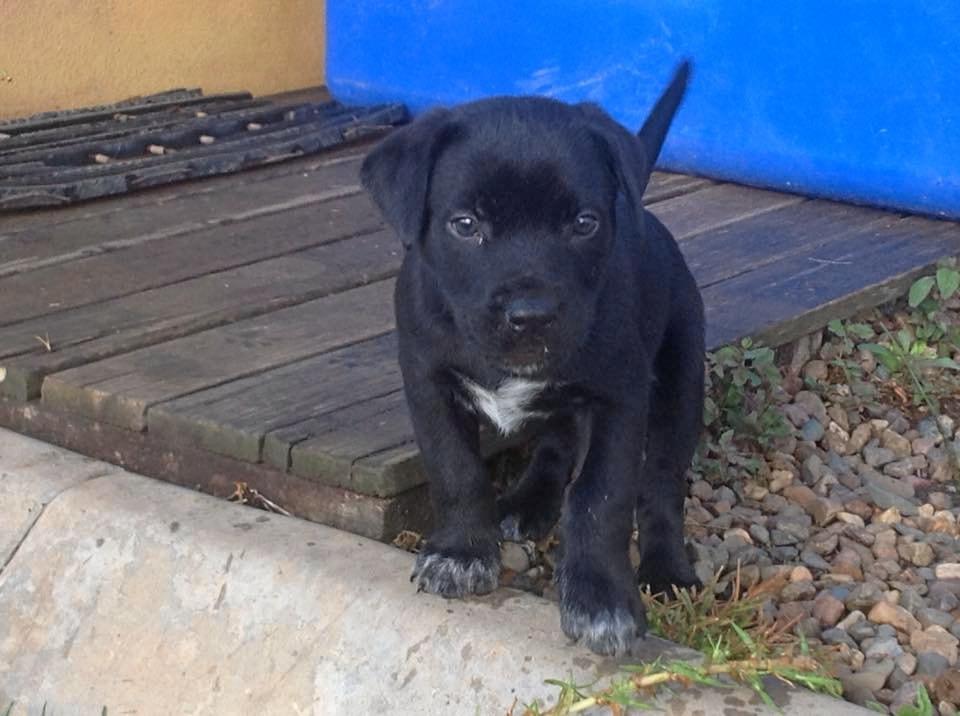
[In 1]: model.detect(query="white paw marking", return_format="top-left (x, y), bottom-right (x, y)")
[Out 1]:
top-left (560, 605), bottom-right (641, 656)
top-left (458, 374), bottom-right (547, 435)
top-left (413, 553), bottom-right (498, 596)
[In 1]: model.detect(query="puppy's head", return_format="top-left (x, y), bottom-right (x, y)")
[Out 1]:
top-left (362, 62), bottom-right (690, 377)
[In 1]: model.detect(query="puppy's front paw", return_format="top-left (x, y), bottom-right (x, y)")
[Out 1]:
top-left (557, 566), bottom-right (646, 656)
top-left (636, 544), bottom-right (701, 597)
top-left (411, 533), bottom-right (500, 598)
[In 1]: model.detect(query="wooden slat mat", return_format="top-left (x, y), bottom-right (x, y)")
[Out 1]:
top-left (2, 148), bottom-right (959, 541)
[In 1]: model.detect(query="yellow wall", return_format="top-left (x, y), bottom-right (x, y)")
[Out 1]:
top-left (0, 1), bottom-right (326, 120)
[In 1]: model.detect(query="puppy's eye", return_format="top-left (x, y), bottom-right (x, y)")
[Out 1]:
top-left (572, 212), bottom-right (600, 238)
top-left (448, 215), bottom-right (481, 240)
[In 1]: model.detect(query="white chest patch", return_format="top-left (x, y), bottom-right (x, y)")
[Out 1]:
top-left (458, 375), bottom-right (547, 436)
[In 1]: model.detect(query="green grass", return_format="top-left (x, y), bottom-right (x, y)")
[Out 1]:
top-left (514, 569), bottom-right (841, 715)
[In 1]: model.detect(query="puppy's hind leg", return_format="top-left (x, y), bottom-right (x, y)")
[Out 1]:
top-left (497, 413), bottom-right (579, 541)
top-left (635, 310), bottom-right (704, 596)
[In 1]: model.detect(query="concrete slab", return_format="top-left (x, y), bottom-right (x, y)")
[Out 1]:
top-left (0, 428), bottom-right (120, 566)
top-left (0, 430), bottom-right (870, 715)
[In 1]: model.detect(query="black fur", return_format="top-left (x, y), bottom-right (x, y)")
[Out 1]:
top-left (361, 62), bottom-right (704, 656)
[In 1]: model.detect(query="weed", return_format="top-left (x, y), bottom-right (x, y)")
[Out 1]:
top-left (695, 338), bottom-right (790, 484)
top-left (515, 569), bottom-right (841, 715)
top-left (822, 262), bottom-right (960, 428)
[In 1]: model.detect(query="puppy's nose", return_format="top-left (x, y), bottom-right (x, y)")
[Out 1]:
top-left (504, 297), bottom-right (558, 331)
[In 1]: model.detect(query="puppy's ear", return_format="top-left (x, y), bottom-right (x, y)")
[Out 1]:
top-left (360, 109), bottom-right (458, 248)
top-left (578, 61), bottom-right (691, 216)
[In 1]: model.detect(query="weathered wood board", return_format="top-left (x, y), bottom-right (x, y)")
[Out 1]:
top-left (3, 139), bottom-right (960, 540)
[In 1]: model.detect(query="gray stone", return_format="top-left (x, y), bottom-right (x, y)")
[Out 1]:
top-left (794, 391), bottom-right (829, 426)
top-left (915, 651), bottom-right (950, 677)
top-left (781, 580), bottom-right (817, 602)
top-left (917, 417), bottom-right (942, 440)
top-left (883, 456), bottom-right (926, 479)
top-left (863, 445), bottom-right (896, 468)
top-left (801, 454), bottom-right (826, 484)
top-left (783, 403), bottom-right (811, 428)
top-left (843, 658), bottom-right (895, 693)
top-left (800, 419), bottom-right (825, 443)
top-left (863, 637), bottom-right (903, 660)
top-left (898, 588), bottom-right (927, 615)
top-left (927, 448), bottom-right (955, 483)
top-left (875, 624), bottom-right (897, 640)
top-left (801, 550), bottom-right (832, 572)
top-left (500, 542), bottom-right (531, 573)
top-left (865, 484), bottom-right (919, 516)
top-left (714, 485), bottom-right (737, 505)
top-left (848, 621), bottom-right (878, 643)
top-left (884, 410), bottom-right (910, 435)
top-left (821, 627), bottom-right (858, 650)
top-left (887, 666), bottom-right (910, 692)
top-left (768, 545), bottom-right (799, 562)
top-left (748, 524), bottom-right (770, 544)
top-left (917, 608), bottom-right (955, 630)
top-left (860, 468), bottom-right (915, 498)
top-left (808, 531), bottom-right (839, 555)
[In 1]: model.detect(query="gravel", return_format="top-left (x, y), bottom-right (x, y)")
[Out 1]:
top-left (488, 306), bottom-right (960, 713)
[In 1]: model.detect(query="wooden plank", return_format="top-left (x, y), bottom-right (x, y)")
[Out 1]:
top-left (272, 392), bottom-right (534, 497)
top-left (0, 154), bottom-right (365, 278)
top-left (147, 333), bottom-right (403, 463)
top-left (285, 391), bottom-right (418, 497)
top-left (643, 172), bottom-right (712, 204)
top-left (652, 183), bottom-right (805, 241)
top-left (0, 396), bottom-right (430, 542)
top-left (0, 230), bottom-right (402, 400)
top-left (704, 216), bottom-right (960, 349)
top-left (41, 279), bottom-right (397, 431)
top-left (681, 199), bottom-right (899, 289)
top-left (263, 388), bottom-right (406, 471)
top-left (0, 190), bottom-right (383, 325)
top-left (0, 142), bottom-right (370, 236)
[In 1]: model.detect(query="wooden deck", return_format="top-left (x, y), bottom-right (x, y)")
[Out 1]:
top-left (2, 139), bottom-right (960, 541)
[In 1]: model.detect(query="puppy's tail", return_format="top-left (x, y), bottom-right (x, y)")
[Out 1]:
top-left (637, 60), bottom-right (691, 168)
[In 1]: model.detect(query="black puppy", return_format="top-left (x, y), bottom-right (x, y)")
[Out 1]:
top-left (361, 62), bottom-right (704, 656)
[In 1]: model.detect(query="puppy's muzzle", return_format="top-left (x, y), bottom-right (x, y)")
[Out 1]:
top-left (503, 297), bottom-right (559, 332)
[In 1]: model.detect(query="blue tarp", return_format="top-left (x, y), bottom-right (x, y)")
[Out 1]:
top-left (328, 2), bottom-right (960, 219)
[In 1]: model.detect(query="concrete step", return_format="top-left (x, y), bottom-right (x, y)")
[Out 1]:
top-left (0, 428), bottom-right (869, 715)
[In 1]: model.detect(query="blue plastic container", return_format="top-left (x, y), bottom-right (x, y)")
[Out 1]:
top-left (327, 2), bottom-right (960, 219)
